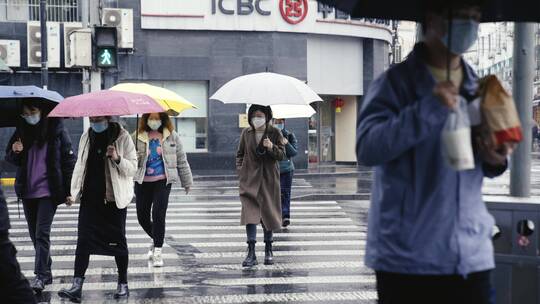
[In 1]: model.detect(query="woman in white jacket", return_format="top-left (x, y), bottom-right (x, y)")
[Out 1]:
top-left (58, 116), bottom-right (137, 303)
top-left (134, 113), bottom-right (193, 267)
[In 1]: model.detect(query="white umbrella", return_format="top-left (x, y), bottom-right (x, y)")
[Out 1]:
top-left (210, 72), bottom-right (322, 106)
top-left (271, 104), bottom-right (316, 119)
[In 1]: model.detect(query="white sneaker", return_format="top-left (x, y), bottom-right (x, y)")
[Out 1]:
top-left (147, 243), bottom-right (154, 260)
top-left (153, 247), bottom-right (164, 267)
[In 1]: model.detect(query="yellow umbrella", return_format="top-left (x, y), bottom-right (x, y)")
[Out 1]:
top-left (109, 83), bottom-right (197, 116)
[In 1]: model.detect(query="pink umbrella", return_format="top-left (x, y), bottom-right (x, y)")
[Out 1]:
top-left (48, 90), bottom-right (163, 117)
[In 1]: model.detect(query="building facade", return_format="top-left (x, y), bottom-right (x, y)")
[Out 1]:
top-left (0, 0), bottom-right (390, 173)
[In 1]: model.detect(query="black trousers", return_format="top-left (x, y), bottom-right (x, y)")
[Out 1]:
top-left (22, 197), bottom-right (57, 280)
top-left (0, 233), bottom-right (36, 304)
top-left (376, 270), bottom-right (494, 304)
top-left (135, 180), bottom-right (172, 248)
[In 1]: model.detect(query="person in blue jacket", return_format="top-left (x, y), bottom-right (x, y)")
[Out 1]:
top-left (356, 3), bottom-right (515, 304)
top-left (273, 118), bottom-right (298, 227)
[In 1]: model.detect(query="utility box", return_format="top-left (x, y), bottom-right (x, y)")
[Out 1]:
top-left (65, 27), bottom-right (92, 68)
top-left (487, 197), bottom-right (540, 304)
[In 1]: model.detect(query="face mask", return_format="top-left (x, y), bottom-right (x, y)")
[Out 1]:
top-left (252, 117), bottom-right (266, 129)
top-left (274, 123), bottom-right (284, 130)
top-left (23, 113), bottom-right (41, 125)
top-left (90, 121), bottom-right (108, 133)
top-left (441, 19), bottom-right (479, 55)
top-left (147, 119), bottom-right (162, 131)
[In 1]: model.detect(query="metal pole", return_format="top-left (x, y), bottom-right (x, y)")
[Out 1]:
top-left (39, 0), bottom-right (48, 89)
top-left (510, 23), bottom-right (535, 197)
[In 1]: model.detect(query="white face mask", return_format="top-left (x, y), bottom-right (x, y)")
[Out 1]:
top-left (147, 119), bottom-right (162, 131)
top-left (251, 117), bottom-right (266, 129)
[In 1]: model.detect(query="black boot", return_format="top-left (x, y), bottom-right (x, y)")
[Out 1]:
top-left (58, 277), bottom-right (84, 303)
top-left (264, 241), bottom-right (274, 265)
top-left (114, 283), bottom-right (130, 299)
top-left (242, 241), bottom-right (258, 267)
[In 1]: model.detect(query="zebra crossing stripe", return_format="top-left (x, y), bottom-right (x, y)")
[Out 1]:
top-left (22, 261), bottom-right (372, 278)
top-left (6, 200), bottom-right (343, 207)
top-left (204, 275), bottom-right (376, 286)
top-left (194, 250), bottom-right (363, 259)
top-left (16, 253), bottom-right (179, 264)
top-left (14, 240), bottom-right (365, 252)
top-left (9, 231), bottom-right (367, 242)
top-left (181, 291), bottom-right (377, 304)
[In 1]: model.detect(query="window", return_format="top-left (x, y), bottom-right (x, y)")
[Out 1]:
top-left (145, 80), bottom-right (209, 153)
top-left (0, 0), bottom-right (79, 22)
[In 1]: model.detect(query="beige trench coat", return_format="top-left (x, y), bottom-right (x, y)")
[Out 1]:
top-left (236, 125), bottom-right (285, 231)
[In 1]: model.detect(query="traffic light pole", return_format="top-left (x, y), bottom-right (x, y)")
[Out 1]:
top-left (510, 23), bottom-right (535, 197)
top-left (39, 0), bottom-right (48, 89)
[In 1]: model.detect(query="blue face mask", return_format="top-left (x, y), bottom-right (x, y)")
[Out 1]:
top-left (275, 123), bottom-right (285, 130)
top-left (441, 19), bottom-right (479, 55)
top-left (90, 121), bottom-right (109, 133)
top-left (23, 113), bottom-right (41, 125)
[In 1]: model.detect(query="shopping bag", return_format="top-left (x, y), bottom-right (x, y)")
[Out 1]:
top-left (478, 75), bottom-right (523, 147)
top-left (441, 96), bottom-right (475, 171)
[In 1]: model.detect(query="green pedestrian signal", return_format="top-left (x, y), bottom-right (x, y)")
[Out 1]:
top-left (94, 26), bottom-right (118, 69)
top-left (97, 48), bottom-right (116, 67)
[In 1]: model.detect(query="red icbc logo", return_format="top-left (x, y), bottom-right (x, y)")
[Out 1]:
top-left (279, 0), bottom-right (308, 25)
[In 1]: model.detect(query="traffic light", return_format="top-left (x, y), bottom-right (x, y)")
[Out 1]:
top-left (94, 26), bottom-right (117, 68)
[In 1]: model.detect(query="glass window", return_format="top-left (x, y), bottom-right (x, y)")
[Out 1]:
top-left (123, 80), bottom-right (209, 153)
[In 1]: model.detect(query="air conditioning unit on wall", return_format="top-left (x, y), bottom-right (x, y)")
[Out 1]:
top-left (102, 8), bottom-right (133, 49)
top-left (0, 40), bottom-right (21, 67)
top-left (27, 21), bottom-right (61, 68)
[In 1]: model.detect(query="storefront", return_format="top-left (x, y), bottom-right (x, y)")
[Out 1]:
top-left (0, 0), bottom-right (391, 172)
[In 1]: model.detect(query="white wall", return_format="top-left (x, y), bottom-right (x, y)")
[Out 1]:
top-left (335, 96), bottom-right (357, 162)
top-left (307, 35), bottom-right (363, 96)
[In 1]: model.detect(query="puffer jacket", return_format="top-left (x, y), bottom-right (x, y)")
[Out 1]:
top-left (133, 128), bottom-right (193, 188)
top-left (71, 124), bottom-right (137, 209)
top-left (5, 118), bottom-right (76, 205)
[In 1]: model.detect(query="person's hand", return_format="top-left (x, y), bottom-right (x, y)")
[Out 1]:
top-left (282, 137), bottom-right (289, 145)
top-left (106, 145), bottom-right (119, 161)
top-left (477, 136), bottom-right (516, 166)
top-left (65, 196), bottom-right (74, 206)
top-left (185, 187), bottom-right (191, 195)
top-left (433, 81), bottom-right (458, 109)
top-left (12, 138), bottom-right (23, 154)
top-left (263, 137), bottom-right (273, 150)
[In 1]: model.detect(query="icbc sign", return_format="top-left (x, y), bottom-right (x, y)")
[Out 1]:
top-left (279, 0), bottom-right (308, 24)
top-left (212, 0), bottom-right (309, 25)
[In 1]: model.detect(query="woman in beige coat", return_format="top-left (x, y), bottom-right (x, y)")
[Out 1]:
top-left (236, 105), bottom-right (285, 267)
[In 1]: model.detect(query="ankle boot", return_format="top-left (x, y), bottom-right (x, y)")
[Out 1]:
top-left (264, 241), bottom-right (274, 265)
top-left (242, 241), bottom-right (258, 267)
top-left (58, 277), bottom-right (84, 303)
top-left (114, 283), bottom-right (130, 299)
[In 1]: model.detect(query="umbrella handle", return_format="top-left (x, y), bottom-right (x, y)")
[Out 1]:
top-left (135, 114), bottom-right (139, 152)
top-left (446, 7), bottom-right (453, 82)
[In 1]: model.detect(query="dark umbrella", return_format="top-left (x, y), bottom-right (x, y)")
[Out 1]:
top-left (0, 85), bottom-right (64, 128)
top-left (317, 0), bottom-right (540, 22)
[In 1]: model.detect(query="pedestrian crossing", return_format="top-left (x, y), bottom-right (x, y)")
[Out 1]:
top-left (7, 198), bottom-right (375, 303)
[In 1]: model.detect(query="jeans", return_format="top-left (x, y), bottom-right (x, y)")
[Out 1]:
top-left (23, 197), bottom-right (57, 280)
top-left (376, 270), bottom-right (494, 304)
top-left (246, 224), bottom-right (273, 242)
top-left (135, 180), bottom-right (172, 248)
top-left (74, 253), bottom-right (129, 283)
top-left (0, 233), bottom-right (36, 303)
top-left (280, 171), bottom-right (293, 218)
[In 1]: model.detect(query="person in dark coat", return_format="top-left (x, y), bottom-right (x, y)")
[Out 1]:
top-left (236, 105), bottom-right (285, 267)
top-left (273, 118), bottom-right (298, 227)
top-left (58, 116), bottom-right (137, 303)
top-left (5, 100), bottom-right (76, 293)
top-left (0, 181), bottom-right (36, 303)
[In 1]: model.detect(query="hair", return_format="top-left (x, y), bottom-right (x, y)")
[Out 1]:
top-left (421, 0), bottom-right (484, 34)
top-left (17, 99), bottom-right (56, 147)
top-left (138, 112), bottom-right (174, 133)
top-left (247, 105), bottom-right (273, 129)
